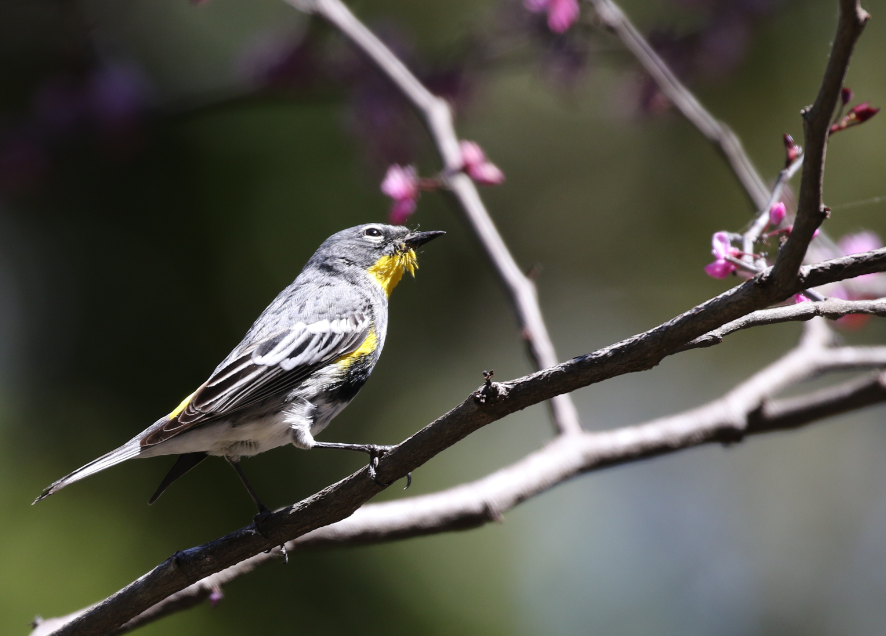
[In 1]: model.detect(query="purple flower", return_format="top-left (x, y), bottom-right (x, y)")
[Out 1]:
top-left (525, 0), bottom-right (580, 33)
top-left (459, 141), bottom-right (505, 185)
top-left (704, 260), bottom-right (737, 279)
top-left (769, 202), bottom-right (786, 227)
top-left (381, 165), bottom-right (419, 224)
top-left (841, 87), bottom-right (854, 105)
top-left (704, 231), bottom-right (741, 279)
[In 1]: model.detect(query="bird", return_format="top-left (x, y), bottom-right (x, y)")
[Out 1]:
top-left (34, 223), bottom-right (444, 518)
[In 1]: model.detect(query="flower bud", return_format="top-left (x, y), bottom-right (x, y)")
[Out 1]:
top-left (769, 202), bottom-right (786, 227)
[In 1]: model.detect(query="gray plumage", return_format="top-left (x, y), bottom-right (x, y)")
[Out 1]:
top-left (34, 223), bottom-right (444, 506)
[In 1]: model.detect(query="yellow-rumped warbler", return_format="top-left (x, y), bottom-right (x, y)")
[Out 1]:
top-left (34, 224), bottom-right (444, 515)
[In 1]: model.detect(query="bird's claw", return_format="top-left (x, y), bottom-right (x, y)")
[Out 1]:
top-left (253, 507), bottom-right (272, 540)
top-left (364, 445), bottom-right (411, 489)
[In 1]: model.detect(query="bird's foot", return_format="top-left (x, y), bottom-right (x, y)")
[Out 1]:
top-left (312, 441), bottom-right (411, 489)
top-left (364, 445), bottom-right (411, 489)
top-left (252, 506), bottom-right (272, 539)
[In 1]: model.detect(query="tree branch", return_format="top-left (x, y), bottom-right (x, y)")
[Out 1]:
top-left (33, 320), bottom-right (886, 636)
top-left (586, 0), bottom-right (867, 282)
top-left (767, 0), bottom-right (869, 288)
top-left (682, 296), bottom-right (886, 351)
top-left (32, 3), bottom-right (878, 634)
top-left (587, 0), bottom-right (770, 210)
top-left (742, 155), bottom-right (804, 269)
top-left (285, 0), bottom-right (583, 436)
top-left (35, 240), bottom-right (886, 636)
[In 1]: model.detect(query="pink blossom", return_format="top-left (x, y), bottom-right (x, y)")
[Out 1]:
top-left (711, 231), bottom-right (733, 259)
top-left (381, 164), bottom-right (419, 223)
top-left (830, 101), bottom-right (880, 133)
top-left (459, 141), bottom-right (505, 186)
top-left (837, 231), bottom-right (882, 283)
top-left (704, 231), bottom-right (741, 279)
top-left (768, 202), bottom-right (786, 227)
top-left (381, 164), bottom-right (418, 201)
top-left (460, 140), bottom-right (485, 167)
top-left (704, 260), bottom-right (736, 279)
top-left (794, 293), bottom-right (810, 303)
top-left (209, 585), bottom-right (224, 607)
top-left (838, 231), bottom-right (882, 256)
top-left (389, 197), bottom-right (417, 225)
top-left (525, 0), bottom-right (580, 34)
top-left (849, 102), bottom-right (880, 124)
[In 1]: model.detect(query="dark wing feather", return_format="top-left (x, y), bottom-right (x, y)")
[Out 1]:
top-left (141, 313), bottom-right (371, 448)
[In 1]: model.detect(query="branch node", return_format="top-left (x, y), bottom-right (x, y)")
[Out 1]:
top-left (483, 501), bottom-right (505, 523)
top-left (718, 419), bottom-right (748, 446)
top-left (474, 370), bottom-right (502, 405)
top-left (170, 551), bottom-right (186, 571)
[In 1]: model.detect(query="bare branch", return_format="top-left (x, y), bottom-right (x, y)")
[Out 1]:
top-left (31, 3), bottom-right (878, 634)
top-left (36, 240), bottom-right (886, 636)
top-left (742, 155), bottom-right (804, 268)
top-left (33, 320), bottom-right (886, 636)
top-left (767, 0), bottom-right (870, 288)
top-left (587, 0), bottom-right (770, 210)
top-left (683, 296), bottom-right (886, 351)
top-left (586, 0), bottom-right (867, 283)
top-left (285, 0), bottom-right (583, 436)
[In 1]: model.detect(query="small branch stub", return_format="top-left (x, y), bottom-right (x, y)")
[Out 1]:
top-left (474, 370), bottom-right (500, 405)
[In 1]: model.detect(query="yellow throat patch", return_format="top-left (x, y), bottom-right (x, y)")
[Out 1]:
top-left (366, 248), bottom-right (417, 296)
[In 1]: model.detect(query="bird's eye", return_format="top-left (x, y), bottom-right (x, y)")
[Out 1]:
top-left (363, 227), bottom-right (383, 238)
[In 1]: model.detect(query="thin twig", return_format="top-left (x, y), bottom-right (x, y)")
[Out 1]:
top-left (767, 0), bottom-right (869, 289)
top-left (742, 154), bottom-right (805, 268)
top-left (683, 296), bottom-right (886, 351)
top-left (587, 0), bottom-right (770, 210)
top-left (32, 320), bottom-right (886, 636)
top-left (287, 0), bottom-right (583, 436)
top-left (586, 0), bottom-right (861, 286)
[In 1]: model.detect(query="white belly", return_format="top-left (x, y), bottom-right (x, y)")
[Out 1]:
top-left (139, 412), bottom-right (295, 459)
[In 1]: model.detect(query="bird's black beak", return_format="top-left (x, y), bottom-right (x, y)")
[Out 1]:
top-left (403, 230), bottom-right (445, 249)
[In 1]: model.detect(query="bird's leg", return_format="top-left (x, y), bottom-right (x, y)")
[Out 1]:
top-left (311, 442), bottom-right (411, 489)
top-left (225, 457), bottom-right (272, 533)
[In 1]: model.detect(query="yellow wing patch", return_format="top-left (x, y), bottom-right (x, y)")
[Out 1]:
top-left (366, 249), bottom-right (417, 296)
top-left (336, 329), bottom-right (378, 369)
top-left (168, 390), bottom-right (197, 419)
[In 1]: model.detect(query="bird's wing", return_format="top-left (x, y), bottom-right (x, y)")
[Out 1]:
top-left (140, 311), bottom-right (372, 448)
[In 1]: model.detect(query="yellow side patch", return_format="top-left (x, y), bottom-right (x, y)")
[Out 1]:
top-left (366, 248), bottom-right (417, 296)
top-left (336, 329), bottom-right (378, 369)
top-left (168, 390), bottom-right (197, 419)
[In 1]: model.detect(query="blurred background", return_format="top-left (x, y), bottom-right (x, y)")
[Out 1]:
top-left (2, 0), bottom-right (886, 634)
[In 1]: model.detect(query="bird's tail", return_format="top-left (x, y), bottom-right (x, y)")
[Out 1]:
top-left (32, 441), bottom-right (141, 504)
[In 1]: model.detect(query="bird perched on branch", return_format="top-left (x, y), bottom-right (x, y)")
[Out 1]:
top-left (34, 224), bottom-right (444, 519)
